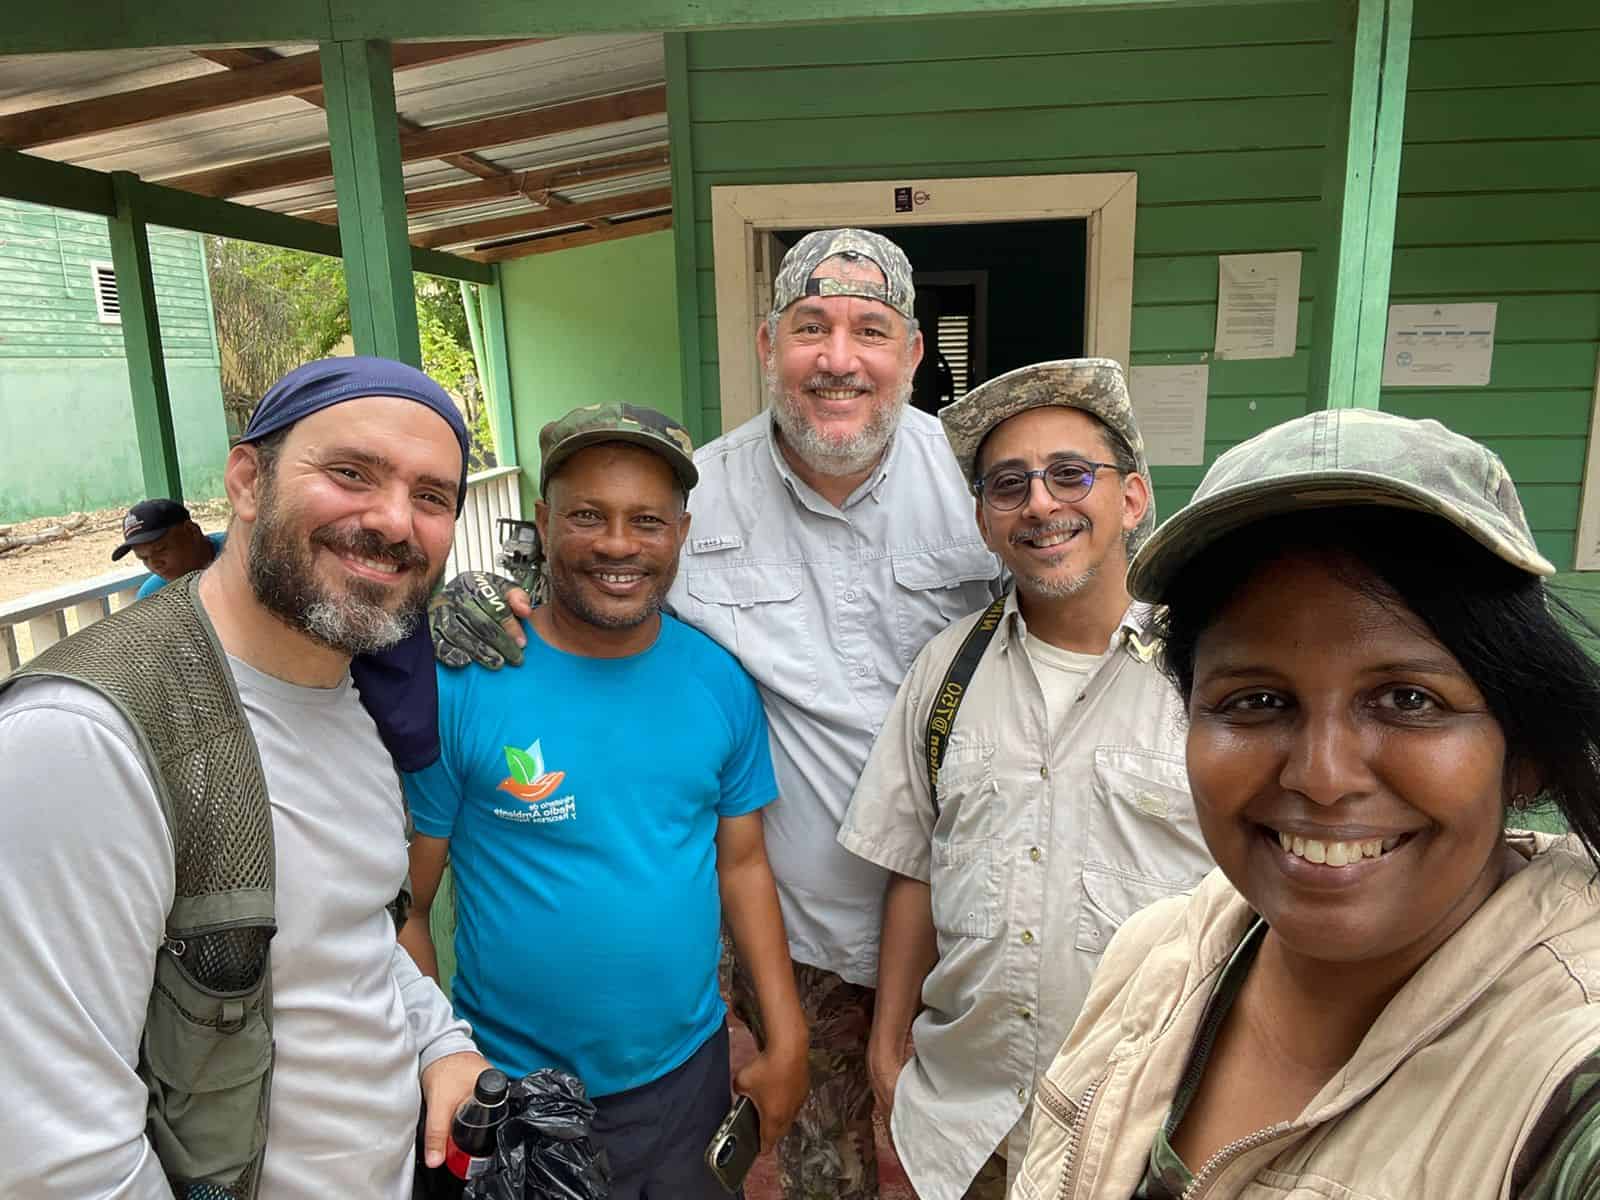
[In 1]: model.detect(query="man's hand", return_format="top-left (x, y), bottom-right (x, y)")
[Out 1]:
top-left (428, 572), bottom-right (535, 670)
top-left (732, 1025), bottom-right (809, 1154)
top-left (419, 1049), bottom-right (496, 1168)
top-left (866, 1029), bottom-right (910, 1118)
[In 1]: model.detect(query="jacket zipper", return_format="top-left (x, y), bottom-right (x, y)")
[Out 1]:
top-left (1179, 1122), bottom-right (1293, 1200)
top-left (1054, 1070), bottom-right (1109, 1200)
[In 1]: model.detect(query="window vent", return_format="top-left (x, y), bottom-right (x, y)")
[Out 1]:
top-left (937, 314), bottom-right (971, 397)
top-left (90, 262), bottom-right (120, 324)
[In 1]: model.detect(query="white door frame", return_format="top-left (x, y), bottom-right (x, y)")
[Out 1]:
top-left (708, 172), bottom-right (1138, 432)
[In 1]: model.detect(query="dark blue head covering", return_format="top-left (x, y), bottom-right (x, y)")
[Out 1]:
top-left (242, 356), bottom-right (471, 514)
top-left (243, 356), bottom-right (469, 772)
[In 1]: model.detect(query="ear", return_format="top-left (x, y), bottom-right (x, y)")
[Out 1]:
top-left (908, 325), bottom-right (926, 373)
top-left (974, 493), bottom-right (1002, 555)
top-left (223, 444), bottom-right (266, 524)
top-left (673, 506), bottom-right (693, 555)
top-left (533, 498), bottom-right (550, 549)
top-left (1120, 469), bottom-right (1152, 535)
top-left (756, 316), bottom-right (773, 369)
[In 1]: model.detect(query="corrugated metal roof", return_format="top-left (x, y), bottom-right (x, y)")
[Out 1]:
top-left (0, 35), bottom-right (669, 256)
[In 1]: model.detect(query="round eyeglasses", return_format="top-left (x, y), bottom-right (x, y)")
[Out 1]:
top-left (975, 459), bottom-right (1123, 512)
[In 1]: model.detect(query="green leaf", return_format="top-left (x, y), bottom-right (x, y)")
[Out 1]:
top-left (503, 746), bottom-right (539, 785)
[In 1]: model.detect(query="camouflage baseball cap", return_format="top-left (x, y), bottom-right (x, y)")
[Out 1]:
top-left (538, 403), bottom-right (698, 496)
top-left (769, 228), bottom-right (915, 321)
top-left (940, 358), bottom-right (1157, 550)
top-left (1127, 408), bottom-right (1553, 603)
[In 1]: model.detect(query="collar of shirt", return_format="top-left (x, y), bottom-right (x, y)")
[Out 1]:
top-left (997, 590), bottom-right (1159, 666)
top-left (763, 413), bottom-right (897, 515)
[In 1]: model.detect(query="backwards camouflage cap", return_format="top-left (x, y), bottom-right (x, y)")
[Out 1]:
top-left (1127, 408), bottom-right (1553, 603)
top-left (940, 358), bottom-right (1157, 551)
top-left (538, 402), bottom-right (698, 496)
top-left (769, 228), bottom-right (915, 321)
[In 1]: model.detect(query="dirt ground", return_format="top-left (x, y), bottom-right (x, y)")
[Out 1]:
top-left (0, 498), bottom-right (232, 606)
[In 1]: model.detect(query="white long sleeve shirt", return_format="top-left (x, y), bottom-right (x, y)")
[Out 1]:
top-left (0, 658), bottom-right (475, 1198)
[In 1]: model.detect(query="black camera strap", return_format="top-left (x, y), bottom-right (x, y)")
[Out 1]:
top-left (924, 595), bottom-right (1007, 809)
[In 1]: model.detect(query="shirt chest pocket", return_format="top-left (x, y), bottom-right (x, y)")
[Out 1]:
top-left (1075, 748), bottom-right (1212, 955)
top-left (929, 742), bottom-right (1000, 940)
top-left (682, 562), bottom-right (819, 706)
top-left (890, 544), bottom-right (1000, 668)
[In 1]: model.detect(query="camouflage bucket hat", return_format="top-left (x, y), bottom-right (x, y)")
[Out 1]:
top-left (940, 358), bottom-right (1157, 551)
top-left (770, 228), bottom-right (915, 321)
top-left (1127, 408), bottom-right (1553, 604)
top-left (538, 403), bottom-right (698, 496)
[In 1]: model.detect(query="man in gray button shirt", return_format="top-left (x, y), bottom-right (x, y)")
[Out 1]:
top-left (433, 229), bottom-right (1001, 1200)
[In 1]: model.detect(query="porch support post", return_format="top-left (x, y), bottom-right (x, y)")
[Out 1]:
top-left (108, 171), bottom-right (183, 499)
top-left (319, 38), bottom-right (420, 365)
top-left (1308, 0), bottom-right (1413, 410)
top-left (481, 268), bottom-right (517, 468)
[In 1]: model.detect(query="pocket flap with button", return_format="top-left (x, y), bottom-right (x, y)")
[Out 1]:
top-left (684, 563), bottom-right (802, 607)
top-left (891, 544), bottom-right (1000, 591)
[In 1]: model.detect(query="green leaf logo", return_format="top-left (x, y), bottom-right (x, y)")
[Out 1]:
top-left (502, 741), bottom-right (544, 785)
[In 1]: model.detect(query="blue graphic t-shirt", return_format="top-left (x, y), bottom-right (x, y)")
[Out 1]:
top-left (135, 531), bottom-right (226, 599)
top-left (404, 613), bottom-right (777, 1097)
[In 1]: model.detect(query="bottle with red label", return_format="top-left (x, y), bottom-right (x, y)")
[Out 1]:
top-left (443, 1067), bottom-right (510, 1190)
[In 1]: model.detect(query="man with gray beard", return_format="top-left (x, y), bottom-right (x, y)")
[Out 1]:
top-left (0, 357), bottom-right (492, 1198)
top-left (837, 361), bottom-right (1214, 1200)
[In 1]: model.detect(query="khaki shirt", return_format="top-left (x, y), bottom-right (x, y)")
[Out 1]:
top-left (837, 592), bottom-right (1212, 1200)
top-left (669, 408), bottom-right (1001, 985)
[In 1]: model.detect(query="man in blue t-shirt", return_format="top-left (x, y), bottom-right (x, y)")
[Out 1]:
top-left (110, 498), bottom-right (225, 599)
top-left (401, 404), bottom-right (810, 1199)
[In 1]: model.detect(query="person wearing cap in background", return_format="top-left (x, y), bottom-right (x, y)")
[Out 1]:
top-left (428, 229), bottom-right (1001, 1200)
top-left (836, 360), bottom-right (1214, 1200)
top-left (0, 356), bottom-right (492, 1197)
top-left (400, 403), bottom-right (810, 1200)
top-left (1015, 409), bottom-right (1600, 1200)
top-left (110, 497), bottom-right (226, 598)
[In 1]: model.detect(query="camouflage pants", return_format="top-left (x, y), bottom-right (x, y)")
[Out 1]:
top-left (961, 1152), bottom-right (1008, 1200)
top-left (728, 953), bottom-right (878, 1200)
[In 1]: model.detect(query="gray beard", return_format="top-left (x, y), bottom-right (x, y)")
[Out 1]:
top-left (765, 352), bottom-right (913, 478)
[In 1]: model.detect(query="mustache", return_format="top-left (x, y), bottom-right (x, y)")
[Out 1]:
top-left (804, 373), bottom-right (874, 392)
top-left (313, 526), bottom-right (430, 571)
top-left (1009, 518), bottom-right (1089, 546)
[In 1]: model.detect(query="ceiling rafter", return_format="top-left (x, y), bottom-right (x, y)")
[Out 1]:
top-left (156, 84), bottom-right (668, 199)
top-left (0, 41), bottom-right (535, 150)
top-left (413, 184), bottom-right (671, 249)
top-left (470, 212), bottom-right (673, 263)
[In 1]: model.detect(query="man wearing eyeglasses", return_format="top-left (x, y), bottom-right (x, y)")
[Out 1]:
top-left (837, 359), bottom-right (1214, 1200)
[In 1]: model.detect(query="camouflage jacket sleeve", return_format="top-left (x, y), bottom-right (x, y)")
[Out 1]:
top-left (1514, 1052), bottom-right (1600, 1200)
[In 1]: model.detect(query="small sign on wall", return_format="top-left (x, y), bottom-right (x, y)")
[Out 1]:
top-left (1570, 357), bottom-right (1600, 571)
top-left (1130, 363), bottom-right (1210, 465)
top-left (1214, 252), bottom-right (1300, 360)
top-left (1381, 303), bottom-right (1497, 387)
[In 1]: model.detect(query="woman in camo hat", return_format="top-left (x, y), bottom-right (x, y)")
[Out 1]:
top-left (1014, 408), bottom-right (1600, 1200)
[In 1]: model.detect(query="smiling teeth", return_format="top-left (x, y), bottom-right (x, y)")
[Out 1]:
top-left (596, 572), bottom-right (641, 583)
top-left (352, 556), bottom-right (400, 574)
top-left (815, 389), bottom-right (863, 401)
top-left (1025, 530), bottom-right (1078, 548)
top-left (1277, 831), bottom-right (1394, 865)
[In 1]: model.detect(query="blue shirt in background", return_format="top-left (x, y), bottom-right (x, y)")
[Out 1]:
top-left (134, 531), bottom-right (227, 599)
top-left (404, 612), bottom-right (777, 1097)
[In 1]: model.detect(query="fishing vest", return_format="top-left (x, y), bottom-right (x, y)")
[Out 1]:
top-left (4, 575), bottom-right (277, 1199)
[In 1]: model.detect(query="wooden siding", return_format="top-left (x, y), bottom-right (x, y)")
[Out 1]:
top-left (0, 198), bottom-right (219, 362)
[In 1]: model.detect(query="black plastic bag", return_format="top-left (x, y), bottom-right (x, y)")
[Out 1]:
top-left (463, 1068), bottom-right (611, 1200)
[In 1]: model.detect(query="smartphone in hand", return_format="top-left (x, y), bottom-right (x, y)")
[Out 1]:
top-left (705, 1094), bottom-right (761, 1193)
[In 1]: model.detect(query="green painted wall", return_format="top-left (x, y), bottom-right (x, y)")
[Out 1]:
top-left (0, 198), bottom-right (227, 520)
top-left (498, 228), bottom-right (683, 508)
top-left (675, 2), bottom-right (1342, 506)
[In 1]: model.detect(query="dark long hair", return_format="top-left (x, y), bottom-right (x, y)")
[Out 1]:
top-left (1155, 508), bottom-right (1600, 870)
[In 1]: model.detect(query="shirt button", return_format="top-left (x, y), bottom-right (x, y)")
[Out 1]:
top-left (1039, 765), bottom-right (1049, 779)
top-left (843, 589), bottom-right (857, 602)
top-left (1021, 930), bottom-right (1035, 945)
top-left (1019, 1007), bottom-right (1033, 1021)
top-left (1017, 1086), bottom-right (1028, 1101)
top-left (1029, 847), bottom-right (1042, 862)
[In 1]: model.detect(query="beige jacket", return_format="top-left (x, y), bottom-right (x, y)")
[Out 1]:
top-left (1014, 832), bottom-right (1600, 1200)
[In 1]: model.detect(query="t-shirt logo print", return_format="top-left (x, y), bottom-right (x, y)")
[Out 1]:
top-left (498, 740), bottom-right (566, 804)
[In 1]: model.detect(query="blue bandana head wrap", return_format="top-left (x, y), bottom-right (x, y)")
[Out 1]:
top-left (241, 356), bottom-right (470, 772)
top-left (242, 356), bottom-right (471, 514)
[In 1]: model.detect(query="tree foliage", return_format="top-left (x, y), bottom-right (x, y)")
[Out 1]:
top-left (205, 238), bottom-right (496, 469)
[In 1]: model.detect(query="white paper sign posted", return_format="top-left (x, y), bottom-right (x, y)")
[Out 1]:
top-left (1214, 252), bottom-right (1301, 360)
top-left (1382, 303), bottom-right (1497, 387)
top-left (1130, 364), bottom-right (1209, 466)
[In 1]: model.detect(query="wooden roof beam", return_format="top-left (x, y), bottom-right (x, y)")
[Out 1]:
top-left (0, 40), bottom-right (535, 150)
top-left (157, 84), bottom-right (667, 199)
top-left (471, 213), bottom-right (674, 264)
top-left (413, 185), bottom-right (671, 249)
top-left (293, 146), bottom-right (671, 223)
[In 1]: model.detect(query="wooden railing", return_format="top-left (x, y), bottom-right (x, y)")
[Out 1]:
top-left (2, 466), bottom-right (523, 674)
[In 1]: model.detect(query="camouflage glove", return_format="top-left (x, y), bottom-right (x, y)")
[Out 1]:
top-left (428, 571), bottom-right (526, 670)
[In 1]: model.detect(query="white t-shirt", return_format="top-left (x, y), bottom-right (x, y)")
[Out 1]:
top-left (0, 659), bottom-right (474, 1198)
top-left (1024, 631), bottom-right (1102, 733)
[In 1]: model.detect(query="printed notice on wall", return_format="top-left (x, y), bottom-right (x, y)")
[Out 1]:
top-left (1381, 303), bottom-right (1497, 387)
top-left (1214, 252), bottom-right (1301, 360)
top-left (1130, 364), bottom-right (1209, 466)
